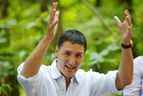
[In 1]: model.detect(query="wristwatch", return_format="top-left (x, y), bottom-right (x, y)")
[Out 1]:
top-left (121, 40), bottom-right (133, 49)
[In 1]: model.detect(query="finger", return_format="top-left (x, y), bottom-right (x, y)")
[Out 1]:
top-left (49, 11), bottom-right (59, 31)
top-left (126, 16), bottom-right (132, 26)
top-left (51, 8), bottom-right (57, 20)
top-left (125, 16), bottom-right (129, 25)
top-left (123, 9), bottom-right (128, 23)
top-left (127, 26), bottom-right (132, 40)
top-left (124, 9), bottom-right (128, 16)
top-left (55, 11), bottom-right (59, 22)
top-left (49, 2), bottom-right (57, 24)
top-left (52, 2), bottom-right (58, 17)
top-left (126, 14), bottom-right (132, 26)
top-left (128, 26), bottom-right (132, 33)
top-left (125, 16), bottom-right (133, 29)
top-left (51, 2), bottom-right (57, 16)
top-left (114, 16), bottom-right (121, 26)
top-left (124, 9), bottom-right (132, 25)
top-left (53, 11), bottom-right (59, 26)
top-left (52, 2), bottom-right (57, 10)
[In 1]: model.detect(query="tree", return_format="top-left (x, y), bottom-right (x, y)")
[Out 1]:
top-left (95, 0), bottom-right (102, 7)
top-left (0, 0), bottom-right (9, 18)
top-left (40, 0), bottom-right (49, 12)
top-left (118, 0), bottom-right (133, 13)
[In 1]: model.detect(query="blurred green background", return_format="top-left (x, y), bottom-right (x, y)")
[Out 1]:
top-left (0, 0), bottom-right (143, 96)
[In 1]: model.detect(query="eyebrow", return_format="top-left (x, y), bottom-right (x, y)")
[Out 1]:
top-left (64, 49), bottom-right (83, 53)
top-left (75, 52), bottom-right (83, 55)
top-left (64, 50), bottom-right (84, 55)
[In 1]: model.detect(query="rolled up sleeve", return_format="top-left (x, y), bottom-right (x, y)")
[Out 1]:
top-left (17, 63), bottom-right (44, 96)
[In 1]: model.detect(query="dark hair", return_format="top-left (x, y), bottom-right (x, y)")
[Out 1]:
top-left (58, 29), bottom-right (87, 52)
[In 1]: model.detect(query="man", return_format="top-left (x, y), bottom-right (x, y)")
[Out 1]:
top-left (123, 56), bottom-right (143, 96)
top-left (17, 0), bottom-right (133, 96)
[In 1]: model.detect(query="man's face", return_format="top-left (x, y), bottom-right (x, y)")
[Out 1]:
top-left (56, 41), bottom-right (85, 79)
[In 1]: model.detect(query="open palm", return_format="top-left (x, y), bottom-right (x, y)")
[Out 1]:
top-left (115, 10), bottom-right (132, 44)
top-left (47, 0), bottom-right (59, 43)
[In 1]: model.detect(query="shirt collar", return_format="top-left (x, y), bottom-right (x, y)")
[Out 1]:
top-left (50, 59), bottom-right (80, 84)
top-left (50, 59), bottom-right (62, 79)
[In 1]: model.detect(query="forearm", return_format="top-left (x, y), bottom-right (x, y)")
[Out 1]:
top-left (22, 35), bottom-right (51, 78)
top-left (117, 47), bottom-right (133, 89)
top-left (20, 1), bottom-right (58, 78)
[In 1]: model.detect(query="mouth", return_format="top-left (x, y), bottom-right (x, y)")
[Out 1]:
top-left (56, 58), bottom-right (79, 71)
top-left (64, 64), bottom-right (77, 70)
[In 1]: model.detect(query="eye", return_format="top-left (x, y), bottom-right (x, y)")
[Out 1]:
top-left (64, 51), bottom-right (71, 56)
top-left (75, 53), bottom-right (83, 58)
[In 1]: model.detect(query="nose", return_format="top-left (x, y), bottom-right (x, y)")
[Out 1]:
top-left (68, 56), bottom-right (77, 67)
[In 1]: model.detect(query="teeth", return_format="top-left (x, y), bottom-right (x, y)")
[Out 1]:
top-left (65, 65), bottom-right (76, 70)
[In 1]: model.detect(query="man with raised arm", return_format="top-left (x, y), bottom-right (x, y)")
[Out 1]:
top-left (17, 0), bottom-right (133, 96)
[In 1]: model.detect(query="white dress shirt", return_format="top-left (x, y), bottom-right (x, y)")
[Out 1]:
top-left (123, 56), bottom-right (143, 96)
top-left (17, 59), bottom-right (120, 96)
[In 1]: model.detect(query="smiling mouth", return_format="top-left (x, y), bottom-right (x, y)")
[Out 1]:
top-left (64, 64), bottom-right (77, 70)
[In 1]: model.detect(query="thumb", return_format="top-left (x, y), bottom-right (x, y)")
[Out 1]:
top-left (114, 16), bottom-right (121, 27)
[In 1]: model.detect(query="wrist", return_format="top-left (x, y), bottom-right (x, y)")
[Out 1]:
top-left (121, 40), bottom-right (133, 49)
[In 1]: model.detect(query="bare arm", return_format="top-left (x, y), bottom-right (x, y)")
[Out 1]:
top-left (21, 1), bottom-right (59, 78)
top-left (123, 56), bottom-right (143, 95)
top-left (115, 10), bottom-right (133, 90)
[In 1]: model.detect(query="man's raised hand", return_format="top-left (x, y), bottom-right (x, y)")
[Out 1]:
top-left (114, 9), bottom-right (132, 44)
top-left (47, 0), bottom-right (59, 42)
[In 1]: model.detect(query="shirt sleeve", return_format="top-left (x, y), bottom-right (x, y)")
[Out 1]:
top-left (87, 70), bottom-right (121, 95)
top-left (123, 56), bottom-right (143, 96)
top-left (17, 63), bottom-right (46, 96)
top-left (123, 74), bottom-right (141, 96)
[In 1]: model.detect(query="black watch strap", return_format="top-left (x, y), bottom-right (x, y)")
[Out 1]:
top-left (121, 43), bottom-right (132, 49)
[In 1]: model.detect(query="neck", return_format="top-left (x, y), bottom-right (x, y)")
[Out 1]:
top-left (56, 61), bottom-right (72, 90)
top-left (65, 77), bottom-right (71, 90)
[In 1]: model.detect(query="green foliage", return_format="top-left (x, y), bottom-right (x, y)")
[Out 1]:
top-left (0, 84), bottom-right (12, 96)
top-left (1, 0), bottom-right (143, 96)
